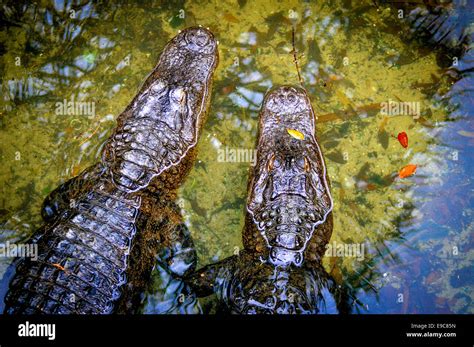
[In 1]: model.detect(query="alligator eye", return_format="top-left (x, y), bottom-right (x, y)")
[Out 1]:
top-left (304, 157), bottom-right (310, 172)
top-left (151, 80), bottom-right (166, 94)
top-left (267, 154), bottom-right (275, 171)
top-left (277, 94), bottom-right (285, 105)
top-left (170, 87), bottom-right (186, 102)
top-left (294, 157), bottom-right (305, 169)
top-left (287, 93), bottom-right (296, 104)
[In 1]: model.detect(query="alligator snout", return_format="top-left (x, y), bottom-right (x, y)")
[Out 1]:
top-left (265, 86), bottom-right (309, 115)
top-left (179, 26), bottom-right (217, 55)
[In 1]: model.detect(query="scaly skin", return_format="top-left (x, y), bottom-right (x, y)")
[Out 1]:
top-left (187, 86), bottom-right (344, 314)
top-left (189, 251), bottom-right (341, 314)
top-left (2, 27), bottom-right (219, 314)
top-left (243, 86), bottom-right (333, 266)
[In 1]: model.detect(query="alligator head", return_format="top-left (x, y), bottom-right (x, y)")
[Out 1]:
top-left (185, 86), bottom-right (339, 314)
top-left (103, 26), bottom-right (219, 192)
top-left (246, 86), bottom-right (333, 266)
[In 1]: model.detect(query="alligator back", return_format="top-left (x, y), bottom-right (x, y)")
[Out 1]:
top-left (5, 176), bottom-right (141, 314)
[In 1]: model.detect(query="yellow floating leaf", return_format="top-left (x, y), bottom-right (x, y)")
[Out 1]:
top-left (287, 128), bottom-right (304, 140)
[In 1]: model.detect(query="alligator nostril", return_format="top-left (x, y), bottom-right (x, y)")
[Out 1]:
top-left (287, 93), bottom-right (296, 103)
top-left (304, 157), bottom-right (310, 172)
top-left (194, 30), bottom-right (210, 46)
top-left (185, 29), bottom-right (211, 48)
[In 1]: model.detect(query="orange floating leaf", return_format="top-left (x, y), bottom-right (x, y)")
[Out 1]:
top-left (287, 128), bottom-right (304, 140)
top-left (221, 85), bottom-right (235, 95)
top-left (399, 164), bottom-right (417, 178)
top-left (397, 131), bottom-right (409, 148)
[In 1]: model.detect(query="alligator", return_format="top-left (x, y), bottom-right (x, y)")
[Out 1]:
top-left (1, 26), bottom-right (219, 314)
top-left (186, 86), bottom-right (346, 314)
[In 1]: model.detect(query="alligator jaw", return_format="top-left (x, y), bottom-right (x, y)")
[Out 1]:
top-left (246, 86), bottom-right (333, 267)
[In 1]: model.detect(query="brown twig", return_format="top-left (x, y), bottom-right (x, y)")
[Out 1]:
top-left (291, 25), bottom-right (303, 87)
top-left (76, 123), bottom-right (101, 146)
